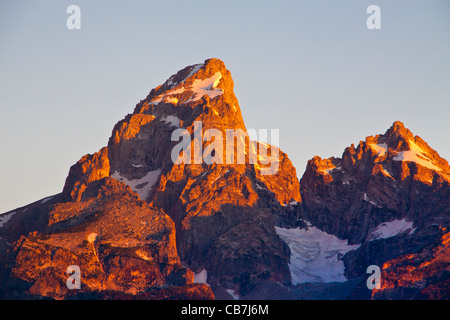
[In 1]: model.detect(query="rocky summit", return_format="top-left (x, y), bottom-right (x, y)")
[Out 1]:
top-left (0, 59), bottom-right (448, 300)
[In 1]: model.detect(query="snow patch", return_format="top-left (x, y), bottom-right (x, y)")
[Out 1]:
top-left (183, 64), bottom-right (203, 83)
top-left (255, 183), bottom-right (267, 190)
top-left (166, 77), bottom-right (177, 88)
top-left (135, 250), bottom-right (152, 261)
top-left (369, 218), bottom-right (415, 240)
top-left (149, 87), bottom-right (185, 106)
top-left (160, 115), bottom-right (180, 128)
top-left (161, 63), bottom-right (203, 93)
top-left (210, 175), bottom-right (222, 184)
top-left (369, 143), bottom-right (388, 157)
top-left (393, 140), bottom-right (442, 171)
top-left (132, 164), bottom-right (144, 168)
top-left (196, 171), bottom-right (208, 180)
top-left (275, 226), bottom-right (360, 284)
top-left (225, 289), bottom-right (239, 300)
top-left (318, 166), bottom-right (337, 175)
top-left (41, 196), bottom-right (54, 204)
top-left (111, 168), bottom-right (162, 200)
top-left (149, 68), bottom-right (223, 106)
top-left (282, 200), bottom-right (299, 207)
top-left (194, 269), bottom-right (208, 284)
top-left (188, 72), bottom-right (223, 102)
top-left (87, 233), bottom-right (98, 243)
top-left (363, 193), bottom-right (380, 207)
top-left (381, 167), bottom-right (394, 179)
top-left (0, 211), bottom-right (16, 228)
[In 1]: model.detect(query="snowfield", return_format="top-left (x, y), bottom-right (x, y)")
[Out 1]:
top-left (393, 139), bottom-right (442, 171)
top-left (275, 226), bottom-right (360, 284)
top-left (194, 269), bottom-right (208, 284)
top-left (369, 218), bottom-right (415, 240)
top-left (111, 168), bottom-right (162, 200)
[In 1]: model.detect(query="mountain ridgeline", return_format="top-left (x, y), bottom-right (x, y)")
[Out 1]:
top-left (0, 59), bottom-right (448, 300)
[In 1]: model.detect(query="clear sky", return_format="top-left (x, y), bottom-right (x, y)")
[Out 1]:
top-left (1, 0), bottom-right (449, 213)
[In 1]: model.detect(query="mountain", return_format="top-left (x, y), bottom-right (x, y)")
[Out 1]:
top-left (301, 121), bottom-right (450, 242)
top-left (0, 59), bottom-right (448, 300)
top-left (0, 58), bottom-right (301, 299)
top-left (296, 120), bottom-right (450, 299)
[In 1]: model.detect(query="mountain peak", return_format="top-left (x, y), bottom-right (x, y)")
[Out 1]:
top-left (392, 120), bottom-right (406, 130)
top-left (303, 120), bottom-right (450, 198)
top-left (161, 58), bottom-right (228, 92)
top-left (377, 122), bottom-right (449, 174)
top-left (383, 120), bottom-right (414, 144)
top-left (134, 58), bottom-right (238, 115)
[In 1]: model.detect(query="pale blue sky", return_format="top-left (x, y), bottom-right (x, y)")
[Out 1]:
top-left (1, 0), bottom-right (449, 213)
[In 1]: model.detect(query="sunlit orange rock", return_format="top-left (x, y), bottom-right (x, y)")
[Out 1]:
top-left (8, 178), bottom-right (207, 299)
top-left (371, 230), bottom-right (450, 299)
